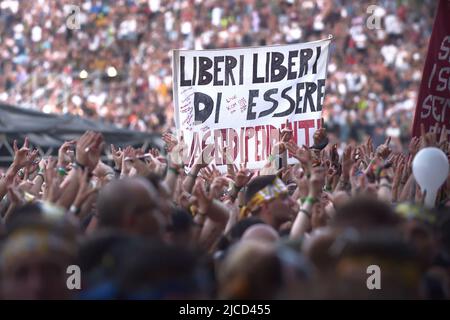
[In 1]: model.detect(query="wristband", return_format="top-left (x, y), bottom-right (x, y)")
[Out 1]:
top-left (304, 196), bottom-right (318, 205)
top-left (24, 192), bottom-right (35, 203)
top-left (187, 172), bottom-right (197, 178)
top-left (232, 183), bottom-right (242, 194)
top-left (168, 166), bottom-right (180, 175)
top-left (197, 210), bottom-right (207, 217)
top-left (57, 167), bottom-right (67, 177)
top-left (74, 161), bottom-right (86, 171)
top-left (310, 137), bottom-right (329, 151)
top-left (69, 205), bottom-right (81, 216)
top-left (299, 208), bottom-right (311, 218)
top-left (339, 179), bottom-right (351, 189)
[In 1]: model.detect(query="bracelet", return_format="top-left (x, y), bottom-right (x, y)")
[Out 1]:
top-left (380, 183), bottom-right (392, 189)
top-left (304, 196), bottom-right (318, 205)
top-left (36, 173), bottom-right (45, 181)
top-left (168, 166), bottom-right (180, 175)
top-left (57, 167), bottom-right (67, 177)
top-left (69, 205), bottom-right (81, 216)
top-left (74, 161), bottom-right (86, 171)
top-left (24, 192), bottom-right (35, 202)
top-left (189, 204), bottom-right (198, 216)
top-left (311, 137), bottom-right (329, 151)
top-left (268, 154), bottom-right (275, 162)
top-left (232, 183), bottom-right (243, 194)
top-left (375, 167), bottom-right (383, 178)
top-left (197, 211), bottom-right (207, 217)
top-left (187, 172), bottom-right (197, 178)
top-left (339, 179), bottom-right (351, 189)
top-left (299, 208), bottom-right (311, 219)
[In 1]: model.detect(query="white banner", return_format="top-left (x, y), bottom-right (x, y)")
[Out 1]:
top-left (172, 36), bottom-right (332, 169)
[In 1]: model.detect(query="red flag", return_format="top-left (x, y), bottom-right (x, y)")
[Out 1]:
top-left (412, 0), bottom-right (450, 138)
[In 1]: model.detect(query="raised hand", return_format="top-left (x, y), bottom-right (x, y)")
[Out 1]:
top-left (7, 184), bottom-right (25, 206)
top-left (313, 127), bottom-right (327, 147)
top-left (234, 164), bottom-right (254, 188)
top-left (293, 167), bottom-right (309, 200)
top-left (438, 125), bottom-right (449, 152)
top-left (408, 136), bottom-right (420, 156)
top-left (199, 166), bottom-right (218, 185)
top-left (177, 191), bottom-right (194, 210)
top-left (76, 131), bottom-right (105, 172)
top-left (43, 157), bottom-right (61, 203)
top-left (311, 201), bottom-right (327, 230)
top-left (280, 165), bottom-right (294, 182)
top-left (193, 144), bottom-right (214, 169)
top-left (420, 123), bottom-right (437, 148)
top-left (341, 145), bottom-right (353, 181)
top-left (309, 166), bottom-right (326, 198)
top-left (349, 161), bottom-right (365, 195)
top-left (72, 169), bottom-right (98, 210)
top-left (271, 141), bottom-right (286, 156)
top-left (286, 142), bottom-right (311, 164)
top-left (329, 143), bottom-right (340, 166)
top-left (121, 146), bottom-right (135, 176)
top-left (392, 161), bottom-right (404, 201)
top-left (166, 134), bottom-right (185, 167)
top-left (125, 150), bottom-right (151, 177)
top-left (210, 176), bottom-right (233, 199)
top-left (364, 136), bottom-right (375, 159)
top-left (359, 137), bottom-right (374, 164)
top-left (325, 166), bottom-right (339, 191)
top-left (193, 180), bottom-right (213, 214)
top-left (12, 137), bottom-right (31, 169)
top-left (149, 148), bottom-right (160, 159)
top-left (58, 140), bottom-right (76, 168)
top-left (111, 144), bottom-right (123, 170)
top-left (280, 119), bottom-right (293, 143)
top-left (24, 149), bottom-right (40, 177)
top-left (375, 136), bottom-right (392, 160)
top-left (93, 161), bottom-right (114, 180)
top-left (162, 132), bottom-right (178, 153)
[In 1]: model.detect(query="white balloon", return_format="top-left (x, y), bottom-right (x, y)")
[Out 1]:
top-left (412, 147), bottom-right (449, 208)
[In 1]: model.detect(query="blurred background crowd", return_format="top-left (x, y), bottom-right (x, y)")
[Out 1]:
top-left (0, 0), bottom-right (449, 301)
top-left (0, 0), bottom-right (437, 151)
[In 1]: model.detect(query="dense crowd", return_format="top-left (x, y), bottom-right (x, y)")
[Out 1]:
top-left (0, 126), bottom-right (449, 299)
top-left (0, 0), bottom-right (448, 300)
top-left (0, 0), bottom-right (438, 148)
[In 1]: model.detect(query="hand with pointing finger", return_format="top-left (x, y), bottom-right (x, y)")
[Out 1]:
top-left (376, 136), bottom-right (392, 160)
